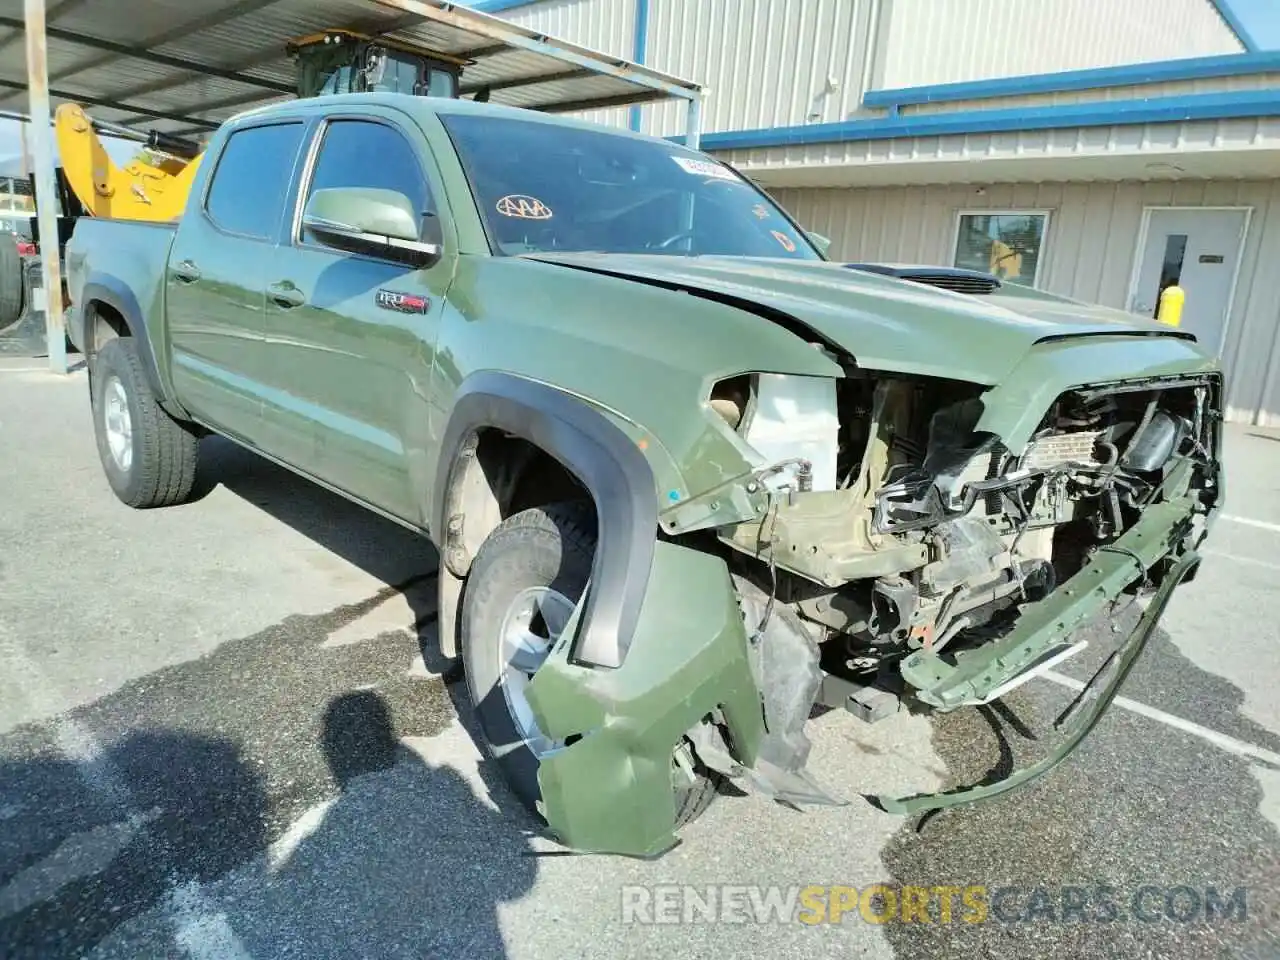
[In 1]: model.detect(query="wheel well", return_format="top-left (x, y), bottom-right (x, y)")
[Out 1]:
top-left (90, 300), bottom-right (130, 353)
top-left (436, 428), bottom-right (593, 659)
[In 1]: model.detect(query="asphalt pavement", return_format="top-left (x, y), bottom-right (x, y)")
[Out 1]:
top-left (1, 356), bottom-right (1277, 959)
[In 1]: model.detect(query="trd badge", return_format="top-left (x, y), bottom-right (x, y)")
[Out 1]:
top-left (375, 289), bottom-right (430, 313)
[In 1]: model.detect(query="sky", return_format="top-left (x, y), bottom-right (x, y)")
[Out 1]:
top-left (0, 0), bottom-right (1276, 169)
top-left (1229, 0), bottom-right (1280, 48)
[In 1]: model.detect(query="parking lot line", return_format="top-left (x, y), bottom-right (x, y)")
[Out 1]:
top-left (1041, 670), bottom-right (1280, 768)
top-left (1220, 514), bottom-right (1280, 535)
top-left (1204, 549), bottom-right (1280, 573)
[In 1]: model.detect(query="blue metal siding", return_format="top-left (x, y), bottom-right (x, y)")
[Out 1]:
top-left (864, 51), bottom-right (1280, 110)
top-left (671, 89), bottom-right (1280, 151)
top-left (1209, 0), bottom-right (1262, 51)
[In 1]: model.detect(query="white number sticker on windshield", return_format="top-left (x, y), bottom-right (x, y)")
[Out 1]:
top-left (670, 155), bottom-right (738, 182)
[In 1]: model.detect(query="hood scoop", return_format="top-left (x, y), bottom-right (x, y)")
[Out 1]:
top-left (844, 263), bottom-right (1002, 296)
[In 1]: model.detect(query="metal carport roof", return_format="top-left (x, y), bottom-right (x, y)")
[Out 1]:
top-left (0, 0), bottom-right (702, 136)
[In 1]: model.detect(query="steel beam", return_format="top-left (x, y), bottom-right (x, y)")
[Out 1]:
top-left (113, 88), bottom-right (287, 130)
top-left (0, 0), bottom-right (87, 59)
top-left (0, 16), bottom-right (295, 93)
top-left (373, 0), bottom-right (699, 101)
top-left (22, 0), bottom-right (66, 374)
top-left (0, 79), bottom-right (221, 129)
top-left (535, 89), bottom-right (673, 114)
top-left (459, 66), bottom-right (595, 95)
top-left (685, 92), bottom-right (702, 150)
top-left (46, 0), bottom-right (290, 87)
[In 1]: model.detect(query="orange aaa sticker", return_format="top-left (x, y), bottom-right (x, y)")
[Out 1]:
top-left (496, 195), bottom-right (553, 219)
top-left (771, 230), bottom-right (797, 252)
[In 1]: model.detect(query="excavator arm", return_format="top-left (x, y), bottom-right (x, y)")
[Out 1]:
top-left (54, 104), bottom-right (204, 222)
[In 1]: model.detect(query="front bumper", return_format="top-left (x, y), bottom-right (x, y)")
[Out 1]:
top-left (877, 469), bottom-right (1207, 815)
top-left (897, 495), bottom-right (1200, 711)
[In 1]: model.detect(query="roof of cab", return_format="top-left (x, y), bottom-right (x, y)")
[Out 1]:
top-left (229, 90), bottom-right (687, 146)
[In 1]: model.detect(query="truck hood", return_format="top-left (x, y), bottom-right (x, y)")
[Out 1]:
top-left (524, 253), bottom-right (1197, 385)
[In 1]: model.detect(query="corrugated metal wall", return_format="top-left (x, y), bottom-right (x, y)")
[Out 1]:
top-left (494, 0), bottom-right (636, 126)
top-left (495, 0), bottom-right (635, 57)
top-left (879, 0), bottom-right (1244, 89)
top-left (484, 0), bottom-right (1251, 133)
top-left (770, 179), bottom-right (1280, 425)
top-left (638, 0), bottom-right (879, 137)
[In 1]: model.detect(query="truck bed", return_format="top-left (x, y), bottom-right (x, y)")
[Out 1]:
top-left (64, 217), bottom-right (177, 355)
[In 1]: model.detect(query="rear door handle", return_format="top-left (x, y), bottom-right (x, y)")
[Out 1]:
top-left (172, 259), bottom-right (201, 283)
top-left (268, 281), bottom-right (306, 309)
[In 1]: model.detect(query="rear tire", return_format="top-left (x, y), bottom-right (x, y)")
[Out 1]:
top-left (461, 502), bottom-right (718, 828)
top-left (90, 337), bottom-right (200, 508)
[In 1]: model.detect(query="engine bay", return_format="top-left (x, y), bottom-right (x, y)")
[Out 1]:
top-left (707, 367), bottom-right (1222, 707)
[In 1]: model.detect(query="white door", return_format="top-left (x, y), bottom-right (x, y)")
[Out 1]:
top-left (1130, 208), bottom-right (1248, 356)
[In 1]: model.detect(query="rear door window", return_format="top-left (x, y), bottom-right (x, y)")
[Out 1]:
top-left (204, 122), bottom-right (305, 239)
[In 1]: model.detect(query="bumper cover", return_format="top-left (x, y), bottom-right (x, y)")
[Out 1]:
top-left (524, 540), bottom-right (764, 857)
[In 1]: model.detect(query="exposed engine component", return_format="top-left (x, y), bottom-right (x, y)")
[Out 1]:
top-left (1123, 409), bottom-right (1191, 472)
top-left (712, 367), bottom-right (1218, 707)
top-left (708, 375), bottom-right (750, 429)
top-left (740, 373), bottom-right (840, 493)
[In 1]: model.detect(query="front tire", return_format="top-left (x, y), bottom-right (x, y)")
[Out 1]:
top-left (90, 337), bottom-right (200, 508)
top-left (460, 502), bottom-right (718, 827)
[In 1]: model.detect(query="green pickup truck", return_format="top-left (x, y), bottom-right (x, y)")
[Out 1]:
top-left (65, 92), bottom-right (1223, 858)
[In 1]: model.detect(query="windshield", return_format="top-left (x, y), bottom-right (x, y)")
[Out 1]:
top-left (439, 113), bottom-right (821, 260)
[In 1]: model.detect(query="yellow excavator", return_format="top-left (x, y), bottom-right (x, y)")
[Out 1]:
top-left (54, 29), bottom-right (471, 222)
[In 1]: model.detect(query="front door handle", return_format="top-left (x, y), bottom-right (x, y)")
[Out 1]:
top-left (268, 281), bottom-right (306, 309)
top-left (172, 259), bottom-right (201, 283)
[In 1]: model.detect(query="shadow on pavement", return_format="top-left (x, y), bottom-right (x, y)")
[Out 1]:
top-left (0, 727), bottom-right (268, 959)
top-left (0, 576), bottom-right (537, 957)
top-left (209, 689), bottom-right (537, 959)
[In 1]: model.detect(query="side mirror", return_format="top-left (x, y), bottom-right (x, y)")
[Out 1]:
top-left (806, 231), bottom-right (832, 257)
top-left (302, 187), bottom-right (441, 267)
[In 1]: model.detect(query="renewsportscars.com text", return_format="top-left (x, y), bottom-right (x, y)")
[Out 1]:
top-left (620, 883), bottom-right (1249, 926)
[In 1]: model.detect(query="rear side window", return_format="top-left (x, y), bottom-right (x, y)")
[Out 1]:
top-left (205, 122), bottom-right (305, 239)
top-left (303, 119), bottom-right (432, 222)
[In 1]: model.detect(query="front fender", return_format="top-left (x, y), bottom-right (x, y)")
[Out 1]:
top-left (433, 371), bottom-right (673, 669)
top-left (525, 539), bottom-right (763, 857)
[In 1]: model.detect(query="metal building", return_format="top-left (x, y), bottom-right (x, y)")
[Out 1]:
top-left (475, 0), bottom-right (1280, 426)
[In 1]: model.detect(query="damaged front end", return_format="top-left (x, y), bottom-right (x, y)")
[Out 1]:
top-left (524, 340), bottom-right (1222, 857)
top-left (661, 347), bottom-right (1221, 814)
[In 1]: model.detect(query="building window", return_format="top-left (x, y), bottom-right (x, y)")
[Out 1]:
top-left (953, 210), bottom-right (1050, 287)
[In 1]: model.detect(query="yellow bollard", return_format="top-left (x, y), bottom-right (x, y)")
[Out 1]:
top-left (1157, 285), bottom-right (1185, 327)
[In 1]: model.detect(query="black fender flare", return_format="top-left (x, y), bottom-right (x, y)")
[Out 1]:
top-left (80, 275), bottom-right (168, 401)
top-left (433, 371), bottom-right (657, 669)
